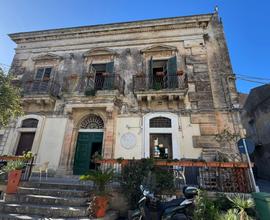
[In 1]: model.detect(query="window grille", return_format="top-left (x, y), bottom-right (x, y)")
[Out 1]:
top-left (21, 119), bottom-right (38, 128)
top-left (150, 117), bottom-right (171, 128)
top-left (80, 114), bottom-right (104, 129)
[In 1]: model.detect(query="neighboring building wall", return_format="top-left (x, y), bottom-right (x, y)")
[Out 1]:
top-left (242, 85), bottom-right (270, 180)
top-left (2, 12), bottom-right (243, 173)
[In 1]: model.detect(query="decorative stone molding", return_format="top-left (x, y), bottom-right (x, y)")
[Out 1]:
top-left (83, 47), bottom-right (117, 58)
top-left (32, 53), bottom-right (63, 62)
top-left (140, 44), bottom-right (177, 54)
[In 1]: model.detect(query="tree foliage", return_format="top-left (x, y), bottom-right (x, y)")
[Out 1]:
top-left (0, 68), bottom-right (23, 127)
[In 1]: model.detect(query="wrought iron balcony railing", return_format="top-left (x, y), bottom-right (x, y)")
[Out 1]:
top-left (81, 74), bottom-right (125, 94)
top-left (133, 74), bottom-right (187, 92)
top-left (22, 80), bottom-right (60, 97)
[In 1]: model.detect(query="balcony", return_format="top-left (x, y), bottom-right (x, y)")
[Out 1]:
top-left (93, 74), bottom-right (125, 94)
top-left (21, 80), bottom-right (60, 107)
top-left (133, 74), bottom-right (188, 101)
top-left (22, 80), bottom-right (60, 97)
top-left (77, 74), bottom-right (125, 96)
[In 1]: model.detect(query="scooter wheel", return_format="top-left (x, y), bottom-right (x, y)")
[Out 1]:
top-left (172, 214), bottom-right (190, 220)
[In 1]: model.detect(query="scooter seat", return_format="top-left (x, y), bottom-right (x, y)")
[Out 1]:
top-left (159, 198), bottom-right (185, 211)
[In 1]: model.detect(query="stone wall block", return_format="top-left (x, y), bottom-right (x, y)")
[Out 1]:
top-left (191, 47), bottom-right (207, 55)
top-left (193, 64), bottom-right (208, 73)
top-left (193, 72), bottom-right (210, 81)
top-left (198, 100), bottom-right (214, 109)
top-left (185, 55), bottom-right (207, 64)
top-left (192, 135), bottom-right (219, 148)
top-left (191, 113), bottom-right (216, 124)
top-left (196, 81), bottom-right (212, 92)
top-left (188, 92), bottom-right (213, 101)
top-left (199, 124), bottom-right (218, 135)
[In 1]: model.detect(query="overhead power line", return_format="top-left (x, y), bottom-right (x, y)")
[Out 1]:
top-left (235, 77), bottom-right (269, 85)
top-left (235, 74), bottom-right (270, 81)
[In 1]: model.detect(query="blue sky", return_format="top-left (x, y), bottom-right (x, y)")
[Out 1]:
top-left (0, 0), bottom-right (269, 93)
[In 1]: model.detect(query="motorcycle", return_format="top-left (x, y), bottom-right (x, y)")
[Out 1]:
top-left (130, 185), bottom-right (198, 220)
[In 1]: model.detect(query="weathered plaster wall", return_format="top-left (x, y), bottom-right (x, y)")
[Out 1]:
top-left (37, 117), bottom-right (67, 169)
top-left (114, 116), bottom-right (142, 159)
top-left (114, 115), bottom-right (201, 159)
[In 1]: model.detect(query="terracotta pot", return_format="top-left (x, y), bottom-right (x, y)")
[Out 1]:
top-left (177, 70), bottom-right (184, 76)
top-left (94, 196), bottom-right (109, 218)
top-left (6, 170), bottom-right (22, 194)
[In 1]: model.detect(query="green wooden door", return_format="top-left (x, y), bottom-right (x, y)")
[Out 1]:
top-left (73, 132), bottom-right (103, 175)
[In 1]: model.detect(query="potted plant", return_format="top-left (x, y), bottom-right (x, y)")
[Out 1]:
top-left (2, 160), bottom-right (25, 194)
top-left (80, 168), bottom-right (114, 218)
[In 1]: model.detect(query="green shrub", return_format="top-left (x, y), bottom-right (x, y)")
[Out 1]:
top-left (121, 159), bottom-right (154, 209)
top-left (2, 160), bottom-right (25, 173)
top-left (121, 159), bottom-right (176, 209)
top-left (193, 190), bottom-right (220, 220)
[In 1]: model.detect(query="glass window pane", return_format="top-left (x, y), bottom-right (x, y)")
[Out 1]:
top-left (35, 68), bottom-right (44, 80)
top-left (43, 68), bottom-right (52, 79)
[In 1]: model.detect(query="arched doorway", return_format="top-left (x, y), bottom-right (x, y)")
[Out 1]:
top-left (143, 113), bottom-right (180, 159)
top-left (16, 118), bottom-right (38, 155)
top-left (73, 114), bottom-right (104, 175)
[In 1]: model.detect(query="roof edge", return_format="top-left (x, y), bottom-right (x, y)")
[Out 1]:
top-left (9, 13), bottom-right (214, 43)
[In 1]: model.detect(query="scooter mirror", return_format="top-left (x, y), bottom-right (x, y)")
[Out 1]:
top-left (183, 186), bottom-right (198, 199)
top-left (143, 190), bottom-right (150, 196)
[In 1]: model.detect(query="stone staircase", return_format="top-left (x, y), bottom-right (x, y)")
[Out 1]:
top-left (0, 181), bottom-right (92, 219)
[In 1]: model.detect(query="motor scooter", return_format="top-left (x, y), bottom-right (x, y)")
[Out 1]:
top-left (130, 185), bottom-right (198, 220)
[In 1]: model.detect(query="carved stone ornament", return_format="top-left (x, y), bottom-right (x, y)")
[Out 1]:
top-left (120, 132), bottom-right (136, 150)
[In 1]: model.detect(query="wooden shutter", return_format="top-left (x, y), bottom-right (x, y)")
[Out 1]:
top-left (87, 64), bottom-right (96, 90)
top-left (103, 61), bottom-right (114, 89)
top-left (149, 56), bottom-right (153, 89)
top-left (167, 56), bottom-right (178, 89)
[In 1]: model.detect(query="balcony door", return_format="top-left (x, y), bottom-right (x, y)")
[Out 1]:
top-left (89, 62), bottom-right (114, 90)
top-left (149, 56), bottom-right (178, 90)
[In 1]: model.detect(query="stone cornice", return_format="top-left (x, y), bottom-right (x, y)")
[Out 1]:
top-left (9, 13), bottom-right (213, 44)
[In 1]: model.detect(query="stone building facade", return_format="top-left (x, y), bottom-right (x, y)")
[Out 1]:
top-left (0, 12), bottom-right (242, 175)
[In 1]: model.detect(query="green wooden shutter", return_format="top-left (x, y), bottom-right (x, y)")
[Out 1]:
top-left (103, 61), bottom-right (114, 89)
top-left (149, 57), bottom-right (153, 89)
top-left (167, 56), bottom-right (178, 89)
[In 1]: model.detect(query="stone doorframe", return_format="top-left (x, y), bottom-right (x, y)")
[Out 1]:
top-left (9, 114), bottom-right (45, 156)
top-left (57, 106), bottom-right (115, 175)
top-left (143, 112), bottom-right (180, 159)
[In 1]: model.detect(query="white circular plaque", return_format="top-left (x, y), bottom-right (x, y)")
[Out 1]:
top-left (120, 132), bottom-right (136, 149)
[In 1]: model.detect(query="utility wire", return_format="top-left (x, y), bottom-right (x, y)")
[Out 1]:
top-left (235, 77), bottom-right (269, 85)
top-left (235, 74), bottom-right (270, 81)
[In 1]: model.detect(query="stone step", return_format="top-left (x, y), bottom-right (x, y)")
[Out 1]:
top-left (20, 181), bottom-right (93, 191)
top-left (18, 187), bottom-right (89, 198)
top-left (0, 210), bottom-right (119, 220)
top-left (5, 194), bottom-right (89, 206)
top-left (0, 202), bottom-right (88, 218)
